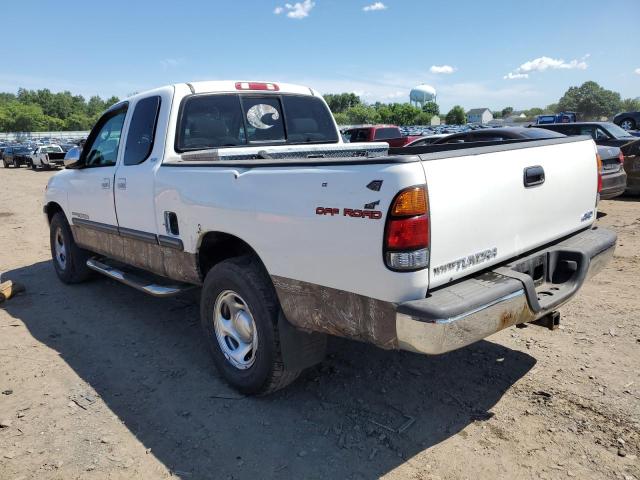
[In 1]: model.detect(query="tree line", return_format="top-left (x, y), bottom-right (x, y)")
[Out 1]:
top-left (0, 81), bottom-right (637, 132)
top-left (0, 88), bottom-right (120, 132)
top-left (325, 81), bottom-right (640, 125)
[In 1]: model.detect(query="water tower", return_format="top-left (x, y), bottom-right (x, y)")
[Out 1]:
top-left (409, 84), bottom-right (437, 108)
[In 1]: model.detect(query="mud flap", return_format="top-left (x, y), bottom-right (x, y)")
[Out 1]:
top-left (277, 312), bottom-right (327, 371)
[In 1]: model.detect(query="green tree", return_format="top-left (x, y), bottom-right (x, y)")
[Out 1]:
top-left (545, 103), bottom-right (559, 114)
top-left (64, 113), bottom-right (92, 130)
top-left (524, 107), bottom-right (544, 119)
top-left (332, 112), bottom-right (349, 126)
top-left (344, 104), bottom-right (380, 124)
top-left (445, 105), bottom-right (466, 125)
top-left (87, 95), bottom-right (106, 116)
top-left (501, 106), bottom-right (513, 117)
top-left (323, 93), bottom-right (361, 113)
top-left (621, 97), bottom-right (640, 112)
top-left (558, 81), bottom-right (622, 120)
top-left (422, 101), bottom-right (439, 116)
top-left (105, 96), bottom-right (121, 108)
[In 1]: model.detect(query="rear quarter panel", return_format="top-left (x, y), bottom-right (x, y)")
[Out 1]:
top-left (154, 161), bottom-right (429, 303)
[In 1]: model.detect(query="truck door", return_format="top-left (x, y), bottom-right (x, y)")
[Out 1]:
top-left (67, 104), bottom-right (128, 228)
top-left (113, 88), bottom-right (172, 269)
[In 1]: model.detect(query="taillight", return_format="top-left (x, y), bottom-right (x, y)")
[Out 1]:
top-left (618, 151), bottom-right (625, 167)
top-left (384, 186), bottom-right (429, 271)
top-left (235, 82), bottom-right (279, 91)
top-left (596, 153), bottom-right (602, 193)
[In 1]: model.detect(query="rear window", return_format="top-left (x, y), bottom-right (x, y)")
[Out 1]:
top-left (373, 127), bottom-right (401, 140)
top-left (176, 94), bottom-right (338, 151)
top-left (523, 128), bottom-right (565, 139)
top-left (43, 146), bottom-right (63, 153)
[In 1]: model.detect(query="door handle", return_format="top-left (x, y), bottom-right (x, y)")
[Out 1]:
top-left (117, 177), bottom-right (127, 190)
top-left (523, 166), bottom-right (545, 188)
top-left (101, 177), bottom-right (111, 189)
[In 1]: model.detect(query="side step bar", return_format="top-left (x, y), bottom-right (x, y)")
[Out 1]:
top-left (86, 258), bottom-right (189, 297)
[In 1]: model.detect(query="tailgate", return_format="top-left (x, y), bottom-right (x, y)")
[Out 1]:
top-left (422, 138), bottom-right (599, 289)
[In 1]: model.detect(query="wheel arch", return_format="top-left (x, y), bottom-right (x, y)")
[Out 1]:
top-left (197, 231), bottom-right (269, 281)
top-left (44, 201), bottom-right (66, 225)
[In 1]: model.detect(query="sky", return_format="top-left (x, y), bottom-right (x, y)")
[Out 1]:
top-left (3, 0), bottom-right (639, 112)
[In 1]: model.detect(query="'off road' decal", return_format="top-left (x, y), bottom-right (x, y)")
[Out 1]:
top-left (316, 207), bottom-right (382, 220)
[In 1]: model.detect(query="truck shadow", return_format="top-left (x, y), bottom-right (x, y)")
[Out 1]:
top-left (2, 261), bottom-right (536, 479)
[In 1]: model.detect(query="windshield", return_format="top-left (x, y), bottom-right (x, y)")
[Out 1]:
top-left (177, 94), bottom-right (339, 151)
top-left (603, 122), bottom-right (634, 138)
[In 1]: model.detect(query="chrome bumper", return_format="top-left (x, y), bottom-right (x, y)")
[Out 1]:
top-left (396, 227), bottom-right (616, 355)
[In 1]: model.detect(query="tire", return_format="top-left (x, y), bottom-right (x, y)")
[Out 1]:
top-left (49, 212), bottom-right (93, 284)
top-left (12, 158), bottom-right (18, 168)
top-left (30, 160), bottom-right (36, 170)
top-left (200, 256), bottom-right (300, 395)
top-left (620, 118), bottom-right (636, 131)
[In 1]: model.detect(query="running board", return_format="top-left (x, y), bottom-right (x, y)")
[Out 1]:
top-left (86, 258), bottom-right (189, 297)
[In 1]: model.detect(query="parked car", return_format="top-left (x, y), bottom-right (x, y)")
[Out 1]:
top-left (43, 80), bottom-right (615, 395)
top-left (596, 145), bottom-right (627, 199)
top-left (532, 122), bottom-right (640, 194)
top-left (29, 145), bottom-right (66, 170)
top-left (14, 145), bottom-right (35, 166)
top-left (535, 112), bottom-right (577, 125)
top-left (613, 111), bottom-right (640, 131)
top-left (343, 125), bottom-right (420, 147)
top-left (2, 145), bottom-right (34, 168)
top-left (429, 126), bottom-right (565, 144)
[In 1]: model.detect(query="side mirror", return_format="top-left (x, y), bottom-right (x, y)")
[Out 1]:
top-left (63, 147), bottom-right (83, 168)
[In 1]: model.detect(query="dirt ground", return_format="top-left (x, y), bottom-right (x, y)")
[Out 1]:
top-left (0, 165), bottom-right (638, 480)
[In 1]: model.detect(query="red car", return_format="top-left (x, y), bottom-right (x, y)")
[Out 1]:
top-left (342, 125), bottom-right (420, 148)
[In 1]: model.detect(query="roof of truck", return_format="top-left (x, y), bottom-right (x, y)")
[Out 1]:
top-left (184, 80), bottom-right (316, 96)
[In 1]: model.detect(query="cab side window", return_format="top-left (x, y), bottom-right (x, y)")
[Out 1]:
top-left (83, 107), bottom-right (127, 168)
top-left (124, 96), bottom-right (161, 165)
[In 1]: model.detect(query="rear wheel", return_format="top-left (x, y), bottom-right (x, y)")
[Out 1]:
top-left (620, 118), bottom-right (636, 131)
top-left (49, 212), bottom-right (92, 284)
top-left (200, 256), bottom-right (300, 395)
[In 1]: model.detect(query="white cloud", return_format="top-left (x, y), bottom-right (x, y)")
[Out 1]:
top-left (363, 2), bottom-right (387, 11)
top-left (503, 72), bottom-right (529, 80)
top-left (430, 65), bottom-right (456, 74)
top-left (635, 68), bottom-right (640, 75)
top-left (505, 55), bottom-right (589, 79)
top-left (273, 0), bottom-right (315, 19)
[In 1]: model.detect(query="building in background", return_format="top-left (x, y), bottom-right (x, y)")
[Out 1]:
top-left (467, 108), bottom-right (493, 124)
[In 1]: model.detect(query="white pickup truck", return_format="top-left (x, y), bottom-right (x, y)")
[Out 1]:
top-left (30, 144), bottom-right (66, 169)
top-left (44, 80), bottom-right (616, 394)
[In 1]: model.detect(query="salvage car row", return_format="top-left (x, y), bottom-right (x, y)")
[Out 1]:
top-left (1, 143), bottom-right (74, 169)
top-left (343, 122), bottom-right (639, 198)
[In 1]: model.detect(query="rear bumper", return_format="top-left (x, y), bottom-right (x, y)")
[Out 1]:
top-left (396, 227), bottom-right (616, 355)
top-left (600, 169), bottom-right (627, 199)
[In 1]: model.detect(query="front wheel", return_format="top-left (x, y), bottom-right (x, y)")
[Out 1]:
top-left (49, 212), bottom-right (92, 284)
top-left (200, 256), bottom-right (300, 395)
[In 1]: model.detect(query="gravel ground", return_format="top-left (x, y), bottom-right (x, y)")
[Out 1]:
top-left (1, 165), bottom-right (639, 480)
